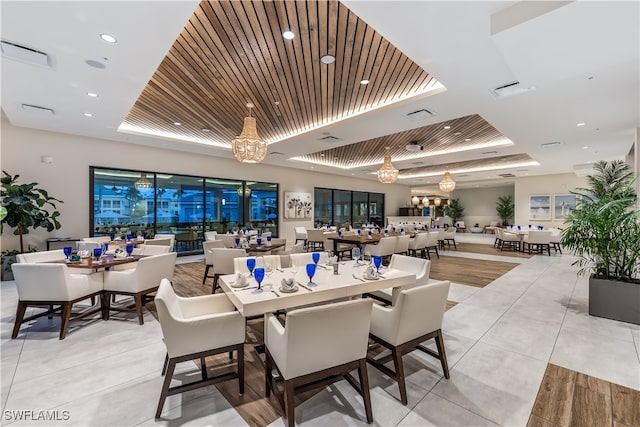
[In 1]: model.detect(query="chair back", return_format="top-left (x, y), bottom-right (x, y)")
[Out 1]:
top-left (76, 241), bottom-right (101, 253)
top-left (444, 227), bottom-right (457, 237)
top-left (211, 248), bottom-right (246, 275)
top-left (389, 254), bottom-right (431, 305)
top-left (291, 241), bottom-right (305, 253)
top-left (306, 229), bottom-right (325, 243)
top-left (130, 252), bottom-right (177, 291)
top-left (83, 236), bottom-right (111, 244)
top-left (204, 231), bottom-right (218, 241)
top-left (17, 249), bottom-right (65, 264)
top-left (289, 251), bottom-right (328, 267)
top-left (527, 230), bottom-right (552, 244)
top-left (262, 255), bottom-right (282, 270)
top-left (425, 231), bottom-right (439, 247)
top-left (220, 234), bottom-right (238, 248)
top-left (154, 234), bottom-right (176, 250)
top-left (268, 298), bottom-right (373, 379)
top-left (392, 281), bottom-right (450, 345)
top-left (139, 245), bottom-right (171, 256)
top-left (12, 263), bottom-right (72, 301)
top-left (234, 256), bottom-right (258, 274)
top-left (409, 231), bottom-right (429, 250)
top-left (294, 227), bottom-right (308, 239)
top-left (144, 238), bottom-right (174, 250)
top-left (203, 240), bottom-right (225, 264)
top-left (375, 236), bottom-right (397, 257)
top-left (394, 235), bottom-right (411, 254)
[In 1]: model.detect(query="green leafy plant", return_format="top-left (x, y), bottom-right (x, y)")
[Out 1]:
top-left (444, 198), bottom-right (465, 225)
top-left (496, 195), bottom-right (514, 226)
top-left (1, 171), bottom-right (63, 253)
top-left (562, 160), bottom-right (639, 282)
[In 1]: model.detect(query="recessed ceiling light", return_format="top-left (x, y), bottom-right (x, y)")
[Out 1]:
top-left (274, 101), bottom-right (280, 106)
top-left (443, 125), bottom-right (451, 130)
top-left (582, 146), bottom-right (589, 149)
top-left (351, 173), bottom-right (355, 176)
top-left (320, 153), bottom-right (325, 157)
top-left (464, 138), bottom-right (471, 142)
top-left (453, 131), bottom-right (462, 136)
top-left (173, 122), bottom-right (181, 126)
top-left (360, 79), bottom-right (369, 85)
top-left (83, 112), bottom-right (93, 117)
top-left (282, 31), bottom-right (295, 40)
top-left (87, 92), bottom-right (98, 97)
top-left (310, 166), bottom-right (314, 169)
top-left (202, 128), bottom-right (210, 132)
top-left (577, 122), bottom-right (585, 127)
top-left (100, 33), bottom-right (117, 43)
top-left (320, 55), bottom-right (335, 64)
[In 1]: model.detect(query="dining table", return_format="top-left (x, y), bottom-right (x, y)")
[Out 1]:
top-left (50, 254), bottom-right (146, 270)
top-left (245, 241), bottom-right (286, 254)
top-left (327, 231), bottom-right (416, 254)
top-left (219, 261), bottom-right (416, 318)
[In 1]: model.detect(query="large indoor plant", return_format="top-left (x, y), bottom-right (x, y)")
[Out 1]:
top-left (561, 160), bottom-right (639, 324)
top-left (445, 198), bottom-right (465, 226)
top-left (496, 195), bottom-right (514, 227)
top-left (1, 171), bottom-right (63, 280)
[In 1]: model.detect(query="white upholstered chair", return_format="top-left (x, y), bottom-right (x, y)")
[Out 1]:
top-left (522, 230), bottom-right (552, 255)
top-left (305, 229), bottom-right (325, 251)
top-left (368, 281), bottom-right (451, 405)
top-left (103, 252), bottom-right (177, 324)
top-left (219, 234), bottom-right (238, 248)
top-left (11, 263), bottom-right (104, 340)
top-left (548, 228), bottom-right (563, 253)
top-left (407, 232), bottom-right (428, 258)
top-left (288, 251), bottom-right (329, 268)
top-left (366, 254), bottom-right (430, 306)
top-left (443, 227), bottom-right (457, 249)
top-left (204, 231), bottom-right (218, 241)
top-left (499, 228), bottom-right (521, 251)
top-left (264, 298), bottom-right (374, 426)
top-left (210, 248), bottom-right (246, 293)
top-left (144, 237), bottom-right (174, 251)
top-left (394, 234), bottom-right (411, 255)
top-left (202, 240), bottom-right (225, 285)
top-left (364, 236), bottom-right (396, 265)
top-left (294, 227), bottom-right (308, 247)
top-left (16, 249), bottom-right (65, 263)
top-left (154, 279), bottom-right (245, 419)
top-left (423, 231), bottom-right (440, 259)
top-left (233, 255), bottom-right (283, 274)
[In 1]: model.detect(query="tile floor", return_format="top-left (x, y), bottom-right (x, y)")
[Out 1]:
top-left (1, 235), bottom-right (638, 426)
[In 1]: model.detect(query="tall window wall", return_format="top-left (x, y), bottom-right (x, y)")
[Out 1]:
top-left (313, 187), bottom-right (385, 229)
top-left (91, 168), bottom-right (278, 254)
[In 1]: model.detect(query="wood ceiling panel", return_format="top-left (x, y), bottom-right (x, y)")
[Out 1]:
top-left (122, 0), bottom-right (439, 151)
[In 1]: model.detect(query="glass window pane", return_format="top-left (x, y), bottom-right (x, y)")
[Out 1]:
top-left (352, 191), bottom-right (368, 228)
top-left (369, 192), bottom-right (384, 227)
top-left (314, 188), bottom-right (332, 226)
top-left (246, 181), bottom-right (278, 236)
top-left (334, 190), bottom-right (351, 229)
top-left (205, 178), bottom-right (243, 234)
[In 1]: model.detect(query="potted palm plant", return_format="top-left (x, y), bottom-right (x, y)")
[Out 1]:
top-left (444, 198), bottom-right (465, 226)
top-left (496, 195), bottom-right (514, 227)
top-left (1, 171), bottom-right (63, 280)
top-left (561, 160), bottom-right (639, 324)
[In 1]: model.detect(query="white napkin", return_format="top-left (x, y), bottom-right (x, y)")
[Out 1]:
top-left (78, 250), bottom-right (90, 258)
top-left (137, 236), bottom-right (144, 241)
top-left (280, 277), bottom-right (295, 290)
top-left (328, 255), bottom-right (338, 265)
top-left (235, 273), bottom-right (247, 287)
top-left (364, 265), bottom-right (378, 279)
top-left (115, 251), bottom-right (127, 259)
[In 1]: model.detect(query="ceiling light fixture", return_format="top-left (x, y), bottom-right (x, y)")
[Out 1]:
top-left (100, 33), bottom-right (117, 43)
top-left (173, 121), bottom-right (181, 126)
top-left (83, 112), bottom-right (93, 117)
top-left (87, 92), bottom-right (98, 97)
top-left (377, 147), bottom-right (399, 184)
top-left (282, 30), bottom-right (295, 40)
top-left (231, 102), bottom-right (267, 164)
top-left (439, 171), bottom-right (456, 193)
top-left (360, 79), bottom-right (369, 85)
top-left (320, 55), bottom-right (336, 64)
top-left (406, 141), bottom-right (423, 152)
top-left (422, 196), bottom-right (429, 206)
top-left (443, 125), bottom-right (451, 130)
top-left (434, 197), bottom-right (442, 206)
top-left (134, 173), bottom-right (152, 190)
top-left (201, 128), bottom-right (210, 132)
top-left (577, 122), bottom-right (585, 127)
top-left (411, 196), bottom-right (420, 206)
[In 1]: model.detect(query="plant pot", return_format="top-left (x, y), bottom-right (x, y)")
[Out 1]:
top-left (1, 255), bottom-right (16, 281)
top-left (589, 275), bottom-right (640, 325)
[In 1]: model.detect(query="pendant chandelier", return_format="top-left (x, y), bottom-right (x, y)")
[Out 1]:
top-left (434, 197), bottom-right (442, 206)
top-left (232, 103), bottom-right (267, 164)
top-left (422, 196), bottom-right (429, 206)
top-left (377, 147), bottom-right (399, 184)
top-left (135, 173), bottom-right (152, 189)
top-left (439, 171), bottom-right (456, 193)
top-left (411, 196), bottom-right (420, 206)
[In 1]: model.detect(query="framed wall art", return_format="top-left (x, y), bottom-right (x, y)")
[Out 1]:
top-left (554, 194), bottom-right (577, 220)
top-left (529, 195), bottom-right (551, 220)
top-left (284, 192), bottom-right (313, 219)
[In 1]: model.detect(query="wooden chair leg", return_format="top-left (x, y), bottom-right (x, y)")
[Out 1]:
top-left (161, 353), bottom-right (169, 376)
top-left (265, 349), bottom-right (273, 397)
top-left (202, 265), bottom-right (210, 285)
top-left (156, 358), bottom-right (177, 418)
top-left (102, 292), bottom-right (111, 320)
top-left (200, 356), bottom-right (208, 379)
top-left (392, 347), bottom-right (408, 405)
top-left (284, 380), bottom-right (296, 427)
top-left (134, 294), bottom-right (145, 325)
top-left (59, 302), bottom-right (73, 340)
top-left (435, 330), bottom-right (450, 379)
top-left (11, 301), bottom-right (28, 339)
top-left (237, 343), bottom-right (245, 395)
top-left (358, 359), bottom-right (373, 423)
top-left (212, 275), bottom-right (219, 294)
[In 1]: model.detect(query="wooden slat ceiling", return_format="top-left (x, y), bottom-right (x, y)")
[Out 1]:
top-left (399, 153), bottom-right (538, 180)
top-left (122, 0), bottom-right (440, 149)
top-left (293, 113), bottom-right (512, 169)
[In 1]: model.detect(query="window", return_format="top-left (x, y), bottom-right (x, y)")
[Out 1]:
top-left (314, 188), bottom-right (384, 228)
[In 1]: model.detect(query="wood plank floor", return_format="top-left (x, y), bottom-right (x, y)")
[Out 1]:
top-left (429, 255), bottom-right (519, 287)
top-left (528, 363), bottom-right (640, 427)
top-left (453, 242), bottom-right (534, 259)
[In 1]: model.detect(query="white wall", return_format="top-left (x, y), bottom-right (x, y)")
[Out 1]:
top-left (451, 185), bottom-right (514, 227)
top-left (514, 173), bottom-right (587, 228)
top-left (0, 120), bottom-right (411, 251)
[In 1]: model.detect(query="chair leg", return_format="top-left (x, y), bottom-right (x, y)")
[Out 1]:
top-left (434, 330), bottom-right (450, 379)
top-left (11, 301), bottom-right (28, 339)
top-left (59, 302), bottom-right (73, 340)
top-left (284, 380), bottom-right (296, 427)
top-left (212, 275), bottom-right (219, 294)
top-left (392, 347), bottom-right (408, 405)
top-left (358, 359), bottom-right (373, 423)
top-left (237, 343), bottom-right (245, 395)
top-left (200, 356), bottom-right (208, 379)
top-left (156, 358), bottom-right (177, 418)
top-left (202, 265), bottom-right (211, 285)
top-left (161, 353), bottom-right (169, 376)
top-left (102, 292), bottom-right (111, 320)
top-left (265, 349), bottom-right (273, 397)
top-left (134, 294), bottom-right (145, 325)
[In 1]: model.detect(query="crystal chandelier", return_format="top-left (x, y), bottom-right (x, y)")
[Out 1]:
top-left (134, 173), bottom-right (152, 189)
top-left (439, 171), bottom-right (456, 193)
top-left (232, 103), bottom-right (267, 164)
top-left (377, 147), bottom-right (399, 184)
top-left (422, 196), bottom-right (429, 206)
top-left (434, 197), bottom-right (442, 206)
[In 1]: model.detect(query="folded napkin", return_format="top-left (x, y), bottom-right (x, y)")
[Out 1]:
top-left (328, 255), bottom-right (338, 265)
top-left (115, 251), bottom-right (128, 259)
top-left (364, 265), bottom-right (378, 279)
top-left (235, 273), bottom-right (247, 287)
top-left (281, 277), bottom-right (295, 289)
top-left (78, 250), bottom-right (90, 258)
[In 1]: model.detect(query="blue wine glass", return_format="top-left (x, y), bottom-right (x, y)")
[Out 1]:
top-left (252, 267), bottom-right (265, 294)
top-left (63, 246), bottom-right (72, 260)
top-left (126, 244), bottom-right (134, 257)
top-left (257, 237), bottom-right (262, 246)
top-left (246, 257), bottom-right (256, 277)
top-left (373, 255), bottom-right (382, 273)
top-left (235, 237), bottom-right (240, 248)
top-left (267, 236), bottom-right (272, 242)
top-left (93, 247), bottom-right (102, 261)
top-left (306, 263), bottom-right (317, 287)
top-left (126, 233), bottom-right (133, 241)
top-left (109, 233), bottom-right (115, 241)
top-left (312, 252), bottom-right (320, 266)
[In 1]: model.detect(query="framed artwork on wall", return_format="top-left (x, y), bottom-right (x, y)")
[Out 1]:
top-left (554, 194), bottom-right (577, 220)
top-left (529, 195), bottom-right (551, 220)
top-left (284, 192), bottom-right (312, 219)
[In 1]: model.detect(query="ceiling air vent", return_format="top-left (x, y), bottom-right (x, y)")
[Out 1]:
top-left (1, 40), bottom-right (53, 68)
top-left (319, 135), bottom-right (340, 142)
top-left (405, 109), bottom-right (435, 121)
top-left (406, 141), bottom-right (424, 152)
top-left (481, 150), bottom-right (498, 155)
top-left (491, 81), bottom-right (536, 98)
top-left (269, 151), bottom-right (284, 156)
top-left (498, 173), bottom-right (516, 178)
top-left (21, 104), bottom-right (54, 116)
top-left (541, 141), bottom-right (561, 148)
